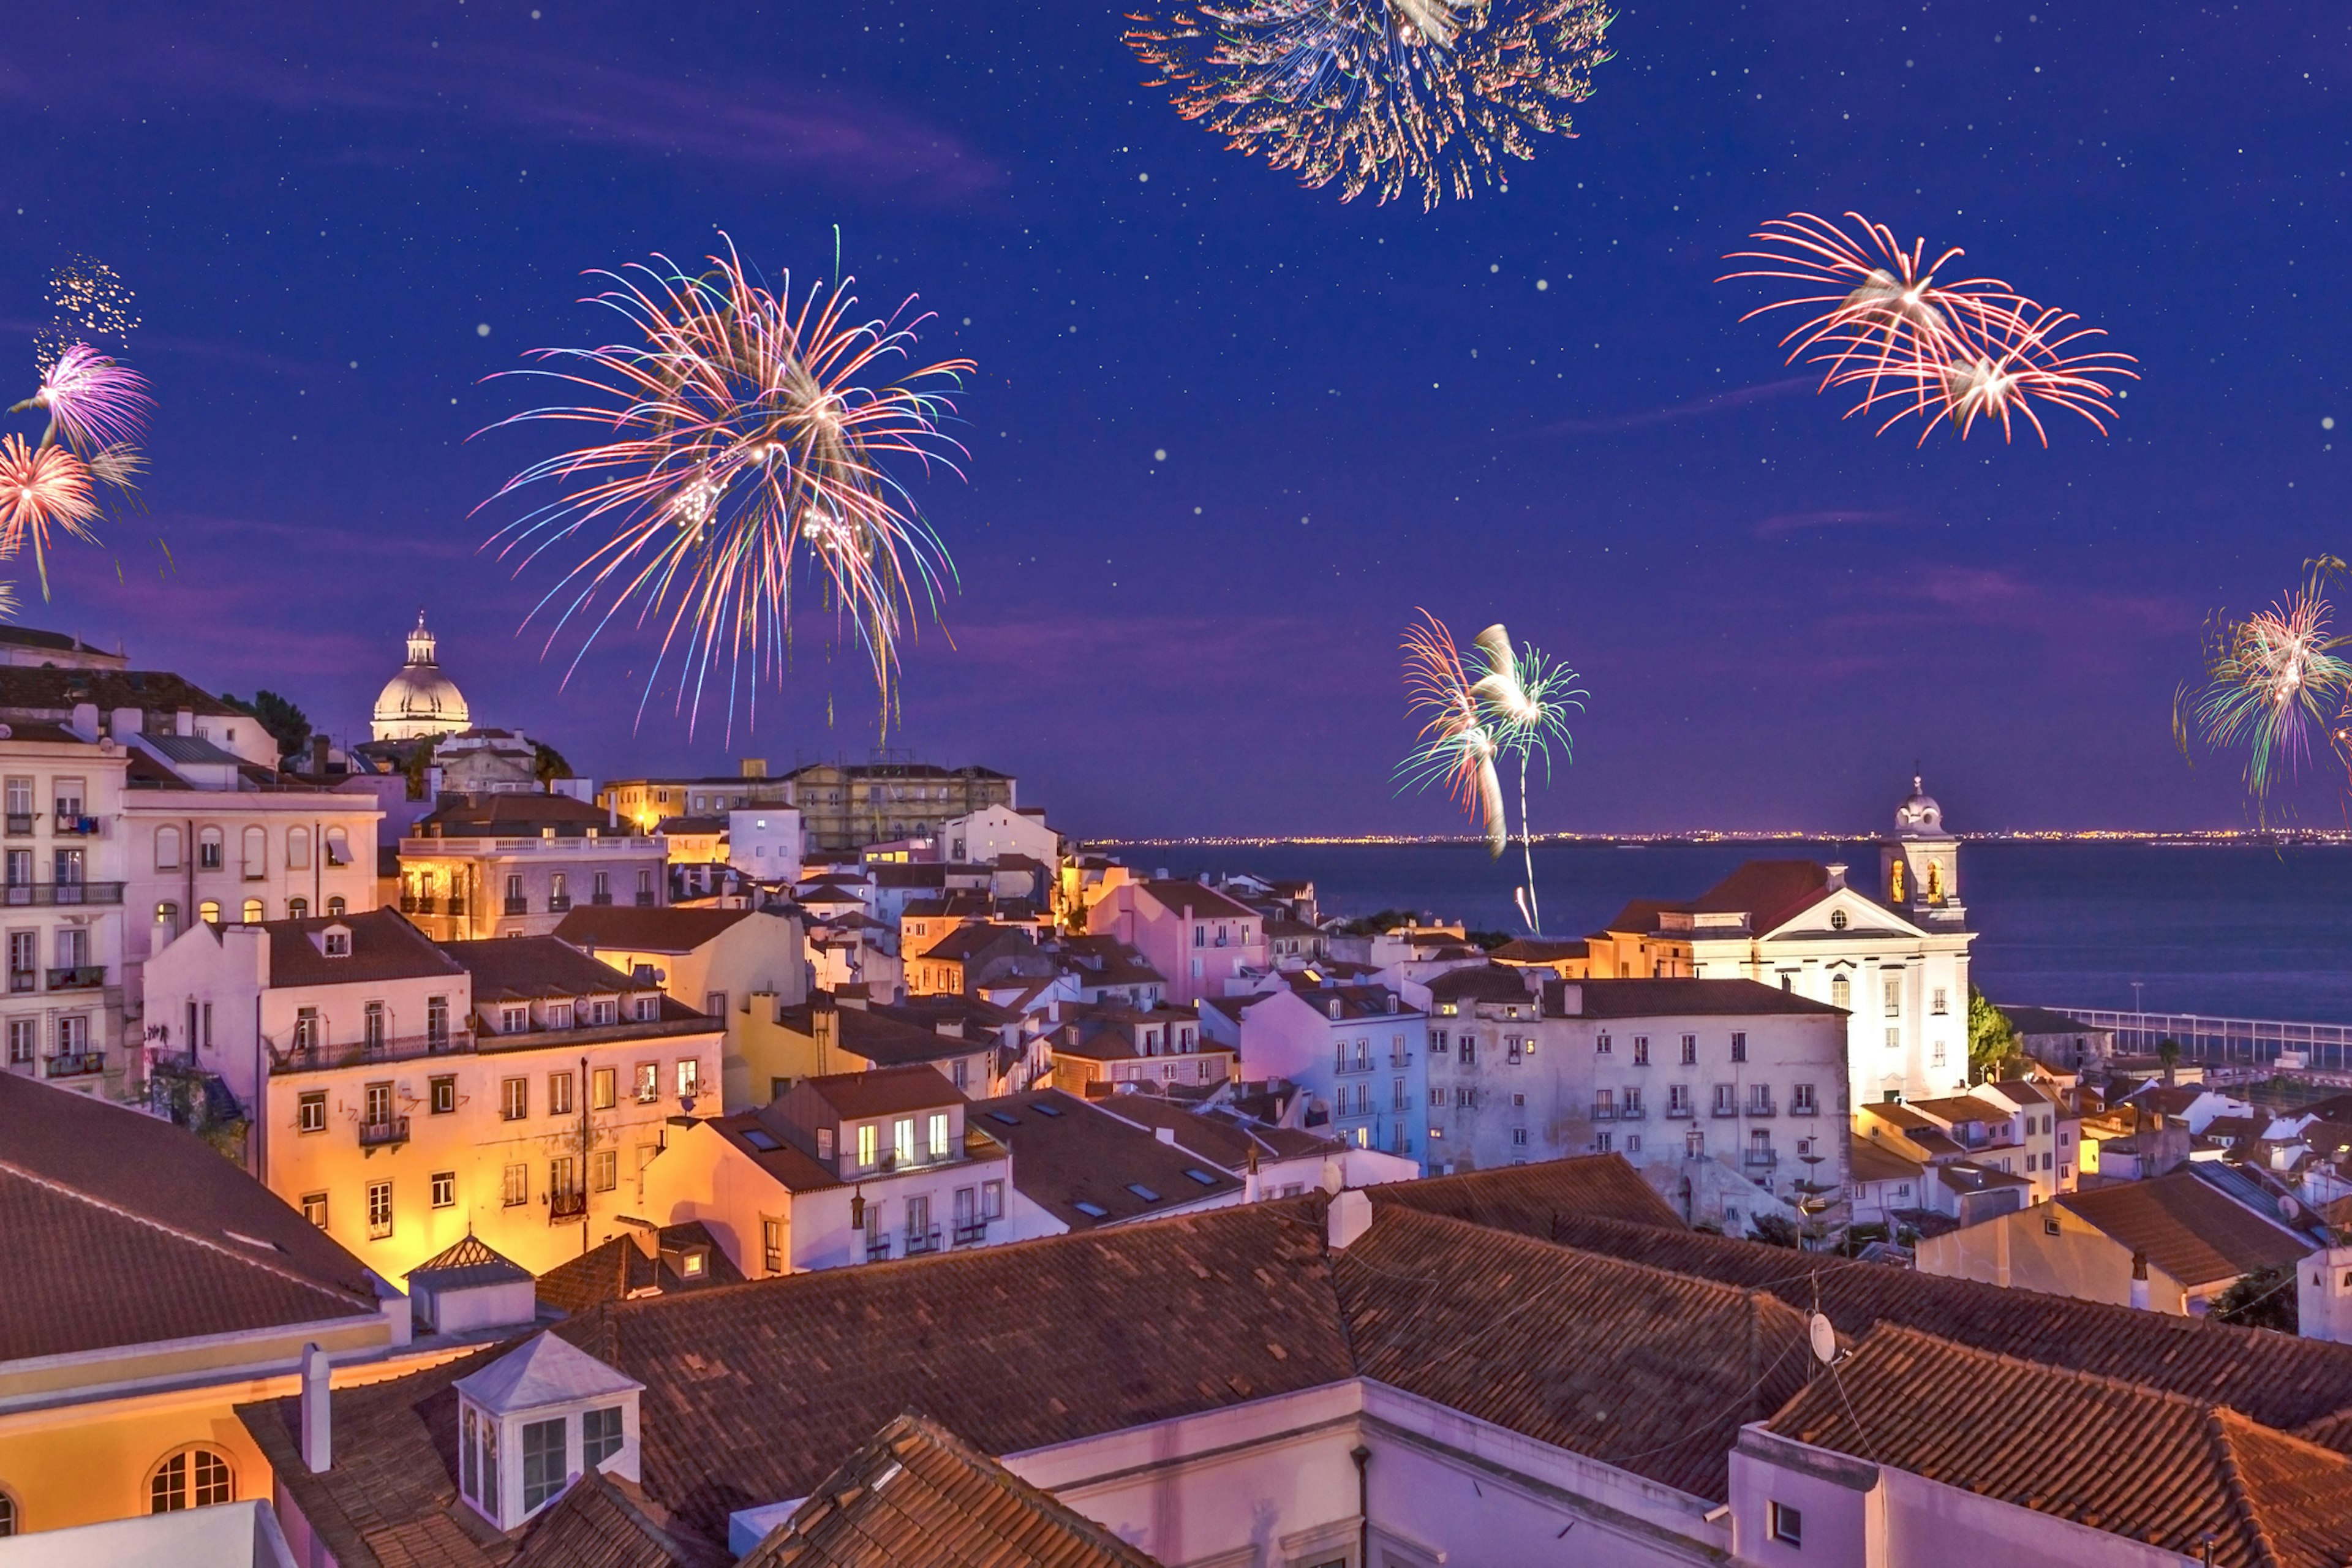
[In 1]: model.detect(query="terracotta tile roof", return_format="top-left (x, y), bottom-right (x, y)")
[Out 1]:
top-left (1551, 977), bottom-right (1845, 1019)
top-left (739, 1414), bottom-right (1164, 1567)
top-left (1495, 1205), bottom-right (2352, 1442)
top-left (258, 907), bottom-right (466, 989)
top-left (704, 1110), bottom-right (856, 1194)
top-left (2056, 1169), bottom-right (2315, 1287)
top-left (1765, 1325), bottom-right (2352, 1568)
top-left (968, 1088), bottom-right (1243, 1226)
top-left (0, 665), bottom-right (239, 718)
top-left (442, 937), bottom-right (656, 1003)
top-left (802, 1064), bottom-right (965, 1121)
top-left (0, 1072), bottom-right (382, 1362)
top-left (535, 1223), bottom-right (747, 1315)
top-left (508, 1468), bottom-right (729, 1568)
top-left (1490, 937), bottom-right (1586, 963)
top-left (554, 907), bottom-right (760, 953)
top-left (1848, 1136), bottom-right (1925, 1186)
top-left (772, 1003), bottom-right (975, 1069)
top-left (1338, 1207), bottom-right (1814, 1501)
top-left (1424, 965), bottom-right (1538, 1005)
top-left (1136, 879), bottom-right (1259, 922)
top-left (1366, 1152), bottom-right (1689, 1232)
top-left (417, 793), bottom-right (625, 837)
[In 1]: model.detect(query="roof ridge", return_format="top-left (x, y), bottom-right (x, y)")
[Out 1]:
top-left (2207, 1407), bottom-right (2288, 1568)
top-left (0, 1155), bottom-right (373, 1316)
top-left (1858, 1322), bottom-right (2265, 1423)
top-left (1401, 1205), bottom-right (1788, 1318)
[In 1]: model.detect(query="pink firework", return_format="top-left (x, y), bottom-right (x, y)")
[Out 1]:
top-left (478, 234), bottom-right (973, 731)
top-left (0, 435), bottom-right (99, 567)
top-left (1839, 303), bottom-right (2136, 447)
top-left (12, 344), bottom-right (151, 453)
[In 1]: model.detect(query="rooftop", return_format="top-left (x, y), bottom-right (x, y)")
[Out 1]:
top-left (1549, 976), bottom-right (1847, 1019)
top-left (2056, 1167), bottom-right (2315, 1286)
top-left (967, 1087), bottom-right (1244, 1227)
top-left (553, 906), bottom-right (767, 953)
top-left (535, 1222), bottom-right (746, 1315)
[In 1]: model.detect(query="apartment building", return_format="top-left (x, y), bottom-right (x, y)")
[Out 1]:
top-left (643, 1065), bottom-right (1021, 1272)
top-left (598, 764), bottom-right (790, 833)
top-left (1085, 878), bottom-right (1268, 1006)
top-left (781, 761), bottom-right (1014, 854)
top-left (1207, 982), bottom-right (1431, 1164)
top-left (141, 909), bottom-right (722, 1277)
top-left (1044, 1001), bottom-right (1235, 1096)
top-left (0, 722), bottom-right (129, 1099)
top-left (398, 793), bottom-right (666, 942)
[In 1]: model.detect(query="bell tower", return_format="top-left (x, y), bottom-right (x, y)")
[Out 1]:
top-left (1879, 774), bottom-right (1966, 930)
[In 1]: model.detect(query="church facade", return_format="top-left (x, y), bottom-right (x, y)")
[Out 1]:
top-left (1586, 778), bottom-right (1977, 1108)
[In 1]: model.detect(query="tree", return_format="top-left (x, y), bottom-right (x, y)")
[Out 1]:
top-left (1967, 987), bottom-right (2021, 1084)
top-left (532, 740), bottom-right (573, 785)
top-left (1747, 1213), bottom-right (1800, 1249)
top-left (401, 737), bottom-right (439, 802)
top-left (2211, 1264), bottom-right (2299, 1333)
top-left (2158, 1037), bottom-right (2184, 1088)
top-left (220, 690), bottom-right (311, 763)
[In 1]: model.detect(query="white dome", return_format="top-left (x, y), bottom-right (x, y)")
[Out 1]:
top-left (1894, 774), bottom-right (1944, 835)
top-left (372, 613), bottom-right (471, 742)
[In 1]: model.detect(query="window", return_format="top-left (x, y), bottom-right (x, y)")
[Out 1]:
top-left (154, 825), bottom-right (182, 870)
top-left (1730, 1031), bottom-right (1747, 1063)
top-left (1596, 1131), bottom-right (1613, 1152)
top-left (1713, 1083), bottom-right (1736, 1115)
top-left (1769, 1502), bottom-right (1802, 1547)
top-left (927, 1111), bottom-right (949, 1159)
top-left (545, 1001), bottom-right (574, 1030)
top-left (149, 1447), bottom-right (233, 1513)
top-left (427, 995), bottom-right (449, 1046)
top-left (1680, 1034), bottom-right (1698, 1065)
top-left (500, 1006), bottom-right (527, 1034)
top-left (288, 827), bottom-right (311, 870)
top-left (1830, 974), bottom-right (1850, 1010)
top-left (582, 1150), bottom-right (614, 1196)
top-left (1512, 1128), bottom-right (1529, 1146)
top-left (241, 826), bottom-right (266, 880)
top-left (1931, 986), bottom-right (1948, 1016)
top-left (1830, 908), bottom-right (1848, 930)
top-left (327, 895), bottom-right (347, 916)
top-left (298, 1091), bottom-right (326, 1134)
top-left (1931, 1039), bottom-right (1947, 1067)
top-left (52, 778), bottom-right (82, 820)
top-left (429, 1170), bottom-right (456, 1208)
top-left (197, 827), bottom-right (223, 870)
top-left (1428, 1087), bottom-right (1446, 1107)
top-left (1883, 978), bottom-right (1902, 1017)
top-left (592, 1067), bottom-right (616, 1109)
top-left (1633, 1035), bottom-right (1649, 1066)
top-left (428, 1074), bottom-right (456, 1114)
top-left (857, 1123), bottom-right (878, 1167)
top-left (633, 995), bottom-right (658, 1022)
top-left (461, 1407), bottom-right (481, 1502)
top-left (501, 1077), bottom-right (528, 1120)
top-left (1885, 1027), bottom-right (1901, 1050)
top-left (635, 1062), bottom-right (658, 1103)
top-left (4, 1018), bottom-right (28, 1064)
top-left (1458, 1033), bottom-right (1475, 1066)
top-left (677, 1058), bottom-right (701, 1099)
top-left (549, 1071), bottom-right (574, 1117)
top-left (198, 899), bottom-right (219, 924)
top-left (982, 1178), bottom-right (1005, 1219)
top-left (894, 1117), bottom-right (916, 1165)
top-left (1668, 1084), bottom-right (1691, 1115)
top-left (522, 1417), bottom-right (567, 1515)
top-left (1792, 1083), bottom-right (1817, 1114)
top-left (503, 1161), bottom-right (529, 1207)
top-left (762, 1216), bottom-right (785, 1274)
top-left (583, 1406), bottom-right (625, 1469)
top-left (363, 1080), bottom-right (393, 1126)
top-left (1, 777), bottom-right (26, 819)
top-left (1454, 1086), bottom-right (1475, 1108)
top-left (366, 1180), bottom-right (393, 1238)
top-left (240, 898), bottom-right (263, 922)
top-left (301, 1192), bottom-right (327, 1227)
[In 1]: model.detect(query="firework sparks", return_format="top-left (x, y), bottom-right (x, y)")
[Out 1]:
top-left (477, 234), bottom-right (974, 732)
top-left (36, 256), bottom-right (141, 371)
top-left (0, 434), bottom-right (100, 601)
top-left (10, 345), bottom-right (153, 455)
top-left (1124, 0), bottom-right (1613, 209)
top-left (1400, 610), bottom-right (1507, 855)
top-left (1722, 211), bottom-right (2135, 442)
top-left (2177, 559), bottom-right (2352, 807)
top-left (1470, 622), bottom-right (1584, 932)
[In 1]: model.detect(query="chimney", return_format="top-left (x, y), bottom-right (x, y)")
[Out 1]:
top-left (109, 706), bottom-right (142, 739)
top-left (1825, 863), bottom-right (1848, 892)
top-left (1327, 1188), bottom-right (1372, 1250)
top-left (1155, 1126), bottom-right (1176, 1145)
top-left (299, 1343), bottom-right (332, 1472)
top-left (617, 1215), bottom-right (661, 1260)
top-left (69, 702), bottom-right (98, 740)
top-left (311, 734), bottom-right (331, 773)
top-left (2129, 1251), bottom-right (2151, 1311)
top-left (175, 707), bottom-right (194, 737)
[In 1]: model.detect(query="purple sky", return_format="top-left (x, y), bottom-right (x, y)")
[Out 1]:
top-left (1, 2), bottom-right (2344, 836)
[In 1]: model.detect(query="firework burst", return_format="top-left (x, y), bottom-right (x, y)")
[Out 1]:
top-left (2177, 559), bottom-right (2352, 807)
top-left (1470, 622), bottom-right (1583, 932)
top-left (1125, 0), bottom-right (1613, 209)
top-left (477, 235), bottom-right (974, 733)
top-left (1400, 610), bottom-right (1507, 854)
top-left (36, 256), bottom-right (140, 371)
top-left (1721, 211), bottom-right (2135, 443)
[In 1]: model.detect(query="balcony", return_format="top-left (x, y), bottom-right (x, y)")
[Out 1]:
top-left (357, 1116), bottom-right (411, 1149)
top-left (45, 1049), bottom-right (104, 1078)
top-left (952, 1219), bottom-right (988, 1247)
top-left (590, 891), bottom-right (613, 906)
top-left (903, 1223), bottom-right (943, 1257)
top-left (447, 896), bottom-right (467, 918)
top-left (1619, 1104), bottom-right (1648, 1122)
top-left (3, 813), bottom-right (29, 835)
top-left (269, 1030), bottom-right (476, 1074)
top-left (864, 1233), bottom-right (893, 1264)
top-left (404, 895), bottom-right (439, 915)
top-left (46, 965), bottom-right (104, 990)
top-left (1589, 1102), bottom-right (1617, 1121)
top-left (1746, 1100), bottom-right (1777, 1118)
top-left (633, 891), bottom-right (657, 907)
top-left (548, 894), bottom-right (572, 913)
top-left (1744, 1149), bottom-right (1779, 1172)
top-left (1665, 1104), bottom-right (1694, 1120)
top-left (1790, 1101), bottom-right (1819, 1117)
top-left (1390, 1052), bottom-right (1413, 1067)
top-left (549, 1190), bottom-right (589, 1224)
top-left (1711, 1103), bottom-right (1740, 1120)
top-left (7, 970), bottom-right (30, 994)
top-left (52, 815), bottom-right (97, 837)
top-left (1, 881), bottom-right (124, 907)
top-left (504, 897), bottom-right (530, 916)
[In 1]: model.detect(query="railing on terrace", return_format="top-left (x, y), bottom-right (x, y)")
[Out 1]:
top-left (399, 835), bottom-right (659, 854)
top-left (47, 1050), bottom-right (104, 1078)
top-left (269, 1031), bottom-right (475, 1072)
top-left (952, 1219), bottom-right (988, 1247)
top-left (549, 1190), bottom-right (588, 1224)
top-left (0, 881), bottom-right (124, 906)
top-left (903, 1223), bottom-right (943, 1256)
top-left (47, 965), bottom-right (104, 990)
top-left (2044, 1008), bottom-right (2352, 1074)
top-left (358, 1116), bottom-right (411, 1148)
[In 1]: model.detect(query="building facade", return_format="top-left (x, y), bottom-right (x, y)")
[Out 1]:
top-left (399, 794), bottom-right (666, 943)
top-left (782, 761), bottom-right (1014, 854)
top-left (1085, 878), bottom-right (1268, 1006)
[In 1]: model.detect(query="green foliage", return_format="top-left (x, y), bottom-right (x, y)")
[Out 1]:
top-left (402, 737), bottom-right (439, 801)
top-left (220, 689), bottom-right (312, 763)
top-left (532, 740), bottom-right (573, 785)
top-left (1747, 1213), bottom-right (1800, 1248)
top-left (2211, 1263), bottom-right (2299, 1333)
top-left (1967, 986), bottom-right (2021, 1084)
top-left (1465, 929), bottom-right (1515, 951)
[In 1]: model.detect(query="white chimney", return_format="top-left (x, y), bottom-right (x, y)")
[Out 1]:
top-left (174, 707), bottom-right (194, 737)
top-left (1825, 863), bottom-right (1848, 891)
top-left (2129, 1251), bottom-right (2151, 1312)
top-left (109, 706), bottom-right (142, 738)
top-left (1155, 1126), bottom-right (1176, 1145)
top-left (69, 702), bottom-right (98, 740)
top-left (1327, 1188), bottom-right (1372, 1251)
top-left (299, 1343), bottom-right (332, 1472)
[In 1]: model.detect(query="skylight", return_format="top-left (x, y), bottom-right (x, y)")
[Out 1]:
top-left (1033, 1102), bottom-right (1063, 1118)
top-left (1126, 1184), bottom-right (1161, 1202)
top-left (987, 1111), bottom-right (1020, 1126)
top-left (1073, 1200), bottom-right (1108, 1218)
top-left (740, 1129), bottom-right (781, 1152)
top-left (1183, 1169), bottom-right (1218, 1186)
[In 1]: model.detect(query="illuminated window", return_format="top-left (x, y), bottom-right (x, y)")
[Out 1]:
top-left (367, 1180), bottom-right (393, 1239)
top-left (149, 1447), bottom-right (233, 1513)
top-left (240, 899), bottom-right (263, 923)
top-left (198, 900), bottom-right (219, 924)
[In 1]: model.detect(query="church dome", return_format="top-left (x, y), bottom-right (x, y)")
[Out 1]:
top-left (372, 612), bottom-right (471, 743)
top-left (1894, 774), bottom-right (1944, 836)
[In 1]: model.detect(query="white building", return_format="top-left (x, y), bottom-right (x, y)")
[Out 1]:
top-left (1205, 983), bottom-right (1431, 1165)
top-left (942, 802), bottom-right (1059, 867)
top-left (725, 806), bottom-right (804, 881)
top-left (1588, 776), bottom-right (1976, 1107)
top-left (0, 721), bottom-right (129, 1099)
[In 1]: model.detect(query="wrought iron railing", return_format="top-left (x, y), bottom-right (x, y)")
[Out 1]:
top-left (269, 1031), bottom-right (475, 1073)
top-left (46, 965), bottom-right (104, 990)
top-left (47, 1050), bottom-right (104, 1077)
top-left (903, 1223), bottom-right (943, 1256)
top-left (358, 1116), bottom-right (410, 1148)
top-left (1, 881), bottom-right (123, 906)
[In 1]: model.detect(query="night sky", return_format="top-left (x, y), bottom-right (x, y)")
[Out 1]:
top-left (0, 2), bottom-right (2342, 836)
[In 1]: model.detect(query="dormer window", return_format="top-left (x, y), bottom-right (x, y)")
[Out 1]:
top-left (454, 1332), bottom-right (643, 1531)
top-left (321, 925), bottom-right (351, 957)
top-left (1327, 1000), bottom-right (1343, 1021)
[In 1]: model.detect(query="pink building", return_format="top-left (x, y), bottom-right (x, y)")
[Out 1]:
top-left (1085, 879), bottom-right (1267, 1006)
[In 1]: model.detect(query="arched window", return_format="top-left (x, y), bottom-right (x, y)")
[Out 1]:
top-left (1831, 974), bottom-right (1851, 1011)
top-left (241, 826), bottom-right (266, 880)
top-left (287, 827), bottom-right (312, 870)
top-left (325, 826), bottom-right (351, 867)
top-left (327, 896), bottom-right (347, 917)
top-left (241, 899), bottom-right (265, 923)
top-left (198, 900), bottom-right (221, 924)
top-left (154, 826), bottom-right (182, 871)
top-left (0, 1485), bottom-right (17, 1535)
top-left (1888, 861), bottom-right (1905, 903)
top-left (149, 1447), bottom-right (233, 1512)
top-left (156, 902), bottom-right (179, 942)
top-left (197, 827), bottom-right (224, 871)
top-left (287, 897), bottom-right (309, 921)
top-left (1926, 861), bottom-right (1943, 903)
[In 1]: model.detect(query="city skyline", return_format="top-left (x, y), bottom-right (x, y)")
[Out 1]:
top-left (0, 2), bottom-right (2337, 836)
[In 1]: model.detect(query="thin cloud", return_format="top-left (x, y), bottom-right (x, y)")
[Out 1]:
top-left (1531, 377), bottom-right (1811, 437)
top-left (1754, 508), bottom-right (1912, 540)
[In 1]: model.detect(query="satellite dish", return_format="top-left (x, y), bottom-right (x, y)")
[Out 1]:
top-left (2282, 1196), bottom-right (2303, 1221)
top-left (1807, 1311), bottom-right (1837, 1365)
